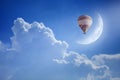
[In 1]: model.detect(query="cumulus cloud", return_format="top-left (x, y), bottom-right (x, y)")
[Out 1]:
top-left (0, 18), bottom-right (69, 80)
top-left (0, 18), bottom-right (120, 80)
top-left (55, 52), bottom-right (120, 80)
top-left (92, 54), bottom-right (120, 65)
top-left (10, 18), bottom-right (68, 51)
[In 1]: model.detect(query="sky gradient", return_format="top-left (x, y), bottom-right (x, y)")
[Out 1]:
top-left (0, 0), bottom-right (120, 80)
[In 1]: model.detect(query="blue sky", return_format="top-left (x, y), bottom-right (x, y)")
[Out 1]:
top-left (0, 0), bottom-right (120, 54)
top-left (0, 0), bottom-right (120, 80)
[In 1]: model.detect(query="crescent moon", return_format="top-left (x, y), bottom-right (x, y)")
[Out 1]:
top-left (77, 14), bottom-right (103, 44)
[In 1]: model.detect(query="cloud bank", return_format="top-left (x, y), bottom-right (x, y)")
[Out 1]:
top-left (0, 18), bottom-right (120, 80)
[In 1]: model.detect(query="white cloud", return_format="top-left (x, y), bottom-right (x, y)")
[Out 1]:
top-left (0, 18), bottom-right (70, 80)
top-left (91, 54), bottom-right (120, 65)
top-left (0, 18), bottom-right (120, 80)
top-left (55, 51), bottom-right (109, 70)
top-left (10, 18), bottom-right (68, 51)
top-left (54, 51), bottom-right (120, 80)
top-left (53, 59), bottom-right (69, 64)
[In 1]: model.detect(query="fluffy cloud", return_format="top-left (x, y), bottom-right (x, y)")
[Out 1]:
top-left (0, 18), bottom-right (120, 80)
top-left (11, 18), bottom-right (68, 51)
top-left (0, 18), bottom-right (69, 80)
top-left (55, 51), bottom-right (120, 80)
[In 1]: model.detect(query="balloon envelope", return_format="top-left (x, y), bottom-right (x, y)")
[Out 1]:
top-left (78, 15), bottom-right (92, 34)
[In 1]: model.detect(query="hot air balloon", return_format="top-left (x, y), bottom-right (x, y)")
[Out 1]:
top-left (78, 15), bottom-right (93, 34)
